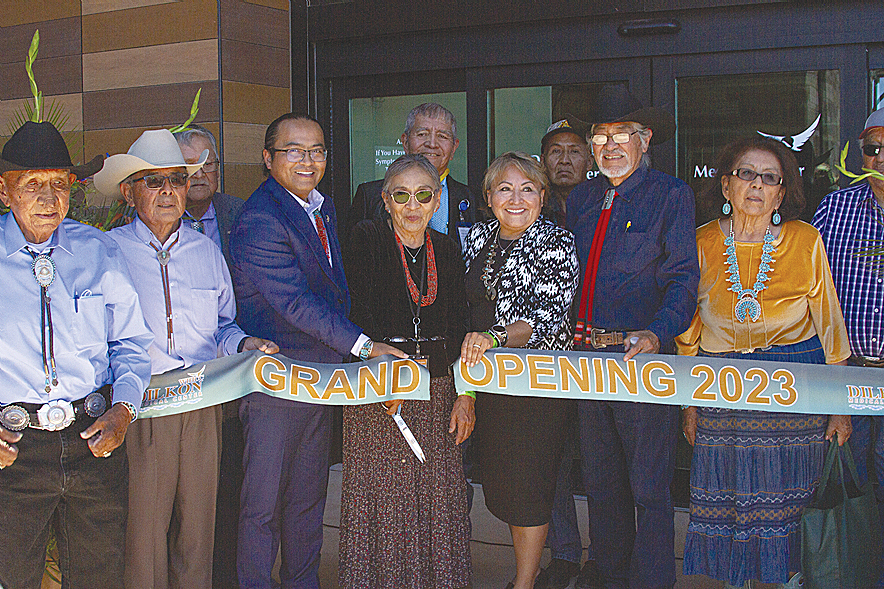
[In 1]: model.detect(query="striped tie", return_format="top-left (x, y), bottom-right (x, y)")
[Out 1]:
top-left (312, 209), bottom-right (332, 264)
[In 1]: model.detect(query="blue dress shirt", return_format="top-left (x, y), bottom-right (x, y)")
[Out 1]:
top-left (566, 165), bottom-right (699, 344)
top-left (0, 214), bottom-right (153, 408)
top-left (428, 176), bottom-right (450, 234)
top-left (110, 218), bottom-right (247, 375)
top-left (183, 201), bottom-right (223, 252)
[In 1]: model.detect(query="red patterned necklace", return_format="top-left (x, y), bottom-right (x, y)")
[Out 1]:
top-left (394, 231), bottom-right (437, 306)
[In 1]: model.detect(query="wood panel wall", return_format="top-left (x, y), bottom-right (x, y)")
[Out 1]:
top-left (0, 0), bottom-right (292, 202)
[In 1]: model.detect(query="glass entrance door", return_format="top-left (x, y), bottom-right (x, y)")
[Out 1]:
top-left (656, 45), bottom-right (867, 224)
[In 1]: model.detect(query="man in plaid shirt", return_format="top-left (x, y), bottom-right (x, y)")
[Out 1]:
top-left (813, 106), bottom-right (884, 585)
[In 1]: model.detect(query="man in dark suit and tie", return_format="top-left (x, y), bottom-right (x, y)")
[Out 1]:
top-left (174, 124), bottom-right (242, 264)
top-left (347, 103), bottom-right (482, 248)
top-left (230, 114), bottom-right (404, 589)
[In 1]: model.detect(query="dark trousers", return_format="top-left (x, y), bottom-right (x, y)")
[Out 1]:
top-left (578, 400), bottom-right (678, 589)
top-left (849, 414), bottom-right (884, 587)
top-left (237, 393), bottom-right (331, 589)
top-left (215, 409), bottom-right (246, 589)
top-left (0, 415), bottom-right (129, 589)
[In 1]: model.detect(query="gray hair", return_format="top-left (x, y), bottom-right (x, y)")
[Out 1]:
top-left (173, 124), bottom-right (218, 159)
top-left (381, 154), bottom-right (442, 194)
top-left (590, 122), bottom-right (652, 167)
top-left (403, 103), bottom-right (457, 141)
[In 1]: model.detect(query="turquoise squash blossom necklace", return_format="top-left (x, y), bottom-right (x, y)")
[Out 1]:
top-left (724, 219), bottom-right (777, 323)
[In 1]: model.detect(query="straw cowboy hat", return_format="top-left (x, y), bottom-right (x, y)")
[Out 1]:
top-left (94, 129), bottom-right (208, 196)
top-left (0, 121), bottom-right (104, 179)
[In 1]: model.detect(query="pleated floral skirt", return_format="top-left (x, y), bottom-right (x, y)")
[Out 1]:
top-left (339, 375), bottom-right (471, 589)
top-left (683, 336), bottom-right (828, 585)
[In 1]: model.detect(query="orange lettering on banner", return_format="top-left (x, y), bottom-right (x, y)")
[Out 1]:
top-left (254, 356), bottom-right (287, 392)
top-left (593, 357), bottom-right (604, 393)
top-left (322, 369), bottom-right (355, 400)
top-left (606, 358), bottom-right (638, 395)
top-left (527, 355), bottom-right (557, 391)
top-left (772, 368), bottom-right (798, 406)
top-left (745, 368), bottom-right (771, 405)
top-left (392, 359), bottom-right (419, 394)
top-left (291, 365), bottom-right (321, 398)
top-left (641, 361), bottom-right (676, 397)
top-left (718, 366), bottom-right (743, 403)
top-left (559, 356), bottom-right (591, 392)
top-left (496, 353), bottom-right (525, 389)
top-left (691, 365), bottom-right (716, 401)
top-left (358, 363), bottom-right (388, 399)
top-left (460, 356), bottom-right (494, 387)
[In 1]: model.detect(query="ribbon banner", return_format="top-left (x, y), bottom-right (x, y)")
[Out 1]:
top-left (138, 351), bottom-right (430, 419)
top-left (454, 348), bottom-right (884, 415)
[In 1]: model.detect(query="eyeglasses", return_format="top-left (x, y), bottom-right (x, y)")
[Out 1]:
top-left (195, 160), bottom-right (219, 174)
top-left (590, 131), bottom-right (639, 146)
top-left (269, 147), bottom-right (328, 163)
top-left (862, 144), bottom-right (883, 158)
top-left (388, 189), bottom-right (435, 204)
top-left (129, 172), bottom-right (189, 189)
top-left (731, 167), bottom-right (783, 186)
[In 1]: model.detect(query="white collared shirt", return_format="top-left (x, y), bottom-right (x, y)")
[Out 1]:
top-left (282, 187), bottom-right (369, 356)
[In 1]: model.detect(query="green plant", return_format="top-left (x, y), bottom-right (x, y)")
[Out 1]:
top-left (834, 141), bottom-right (884, 186)
top-left (169, 88), bottom-right (202, 133)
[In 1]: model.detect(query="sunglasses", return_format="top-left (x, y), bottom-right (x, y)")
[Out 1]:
top-left (389, 189), bottom-right (435, 204)
top-left (590, 131), bottom-right (639, 146)
top-left (731, 167), bottom-right (783, 186)
top-left (130, 172), bottom-right (189, 189)
top-left (862, 144), bottom-right (883, 158)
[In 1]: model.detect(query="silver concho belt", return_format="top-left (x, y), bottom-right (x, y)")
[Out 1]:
top-left (0, 390), bottom-right (109, 432)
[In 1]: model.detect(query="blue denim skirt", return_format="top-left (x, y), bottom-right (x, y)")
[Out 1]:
top-left (683, 336), bottom-right (827, 585)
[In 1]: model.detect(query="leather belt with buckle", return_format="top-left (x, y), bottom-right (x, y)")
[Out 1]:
top-left (589, 328), bottom-right (627, 349)
top-left (0, 384), bottom-right (112, 432)
top-left (849, 355), bottom-right (884, 368)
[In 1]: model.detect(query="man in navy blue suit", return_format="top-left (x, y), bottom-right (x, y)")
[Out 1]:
top-left (230, 114), bottom-right (404, 589)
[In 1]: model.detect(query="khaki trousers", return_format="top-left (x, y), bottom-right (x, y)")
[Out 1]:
top-left (125, 405), bottom-right (222, 589)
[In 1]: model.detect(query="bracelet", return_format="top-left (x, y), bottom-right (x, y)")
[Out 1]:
top-left (483, 331), bottom-right (500, 348)
top-left (488, 323), bottom-right (508, 347)
top-left (458, 391), bottom-right (476, 399)
top-left (237, 337), bottom-right (247, 353)
top-left (116, 401), bottom-right (138, 423)
top-left (358, 339), bottom-right (374, 361)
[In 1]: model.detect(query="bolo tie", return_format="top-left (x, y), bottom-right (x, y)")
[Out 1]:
top-left (150, 235), bottom-right (180, 354)
top-left (183, 212), bottom-right (205, 234)
top-left (25, 247), bottom-right (59, 392)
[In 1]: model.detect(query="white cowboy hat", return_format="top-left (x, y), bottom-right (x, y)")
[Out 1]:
top-left (93, 129), bottom-right (208, 196)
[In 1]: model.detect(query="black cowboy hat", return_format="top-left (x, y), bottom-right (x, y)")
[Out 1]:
top-left (0, 121), bottom-right (103, 179)
top-left (577, 84), bottom-right (676, 145)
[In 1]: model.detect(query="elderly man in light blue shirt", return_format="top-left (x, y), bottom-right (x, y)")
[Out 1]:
top-left (0, 121), bottom-right (153, 589)
top-left (95, 128), bottom-right (278, 589)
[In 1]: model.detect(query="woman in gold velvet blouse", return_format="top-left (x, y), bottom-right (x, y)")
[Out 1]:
top-left (677, 136), bottom-right (852, 589)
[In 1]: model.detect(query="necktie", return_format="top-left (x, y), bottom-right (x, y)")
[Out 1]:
top-left (25, 247), bottom-right (58, 392)
top-left (574, 188), bottom-right (617, 348)
top-left (183, 213), bottom-right (205, 234)
top-left (313, 209), bottom-right (332, 265)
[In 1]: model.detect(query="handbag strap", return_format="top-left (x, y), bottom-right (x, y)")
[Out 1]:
top-left (838, 440), bottom-right (861, 491)
top-left (816, 438), bottom-right (842, 499)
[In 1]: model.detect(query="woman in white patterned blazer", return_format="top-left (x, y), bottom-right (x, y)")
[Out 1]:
top-left (460, 152), bottom-right (580, 589)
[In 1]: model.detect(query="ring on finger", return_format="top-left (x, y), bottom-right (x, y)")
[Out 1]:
top-left (472, 343), bottom-right (481, 348)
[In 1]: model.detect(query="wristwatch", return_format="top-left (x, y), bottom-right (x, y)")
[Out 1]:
top-left (358, 339), bottom-right (374, 361)
top-left (488, 324), bottom-right (508, 348)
